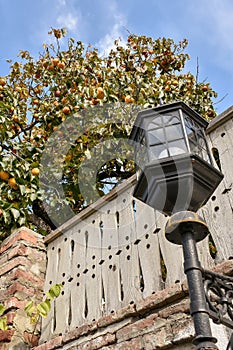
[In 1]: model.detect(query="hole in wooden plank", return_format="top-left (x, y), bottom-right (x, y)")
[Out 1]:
top-left (109, 265), bottom-right (113, 269)
top-left (71, 240), bottom-right (75, 254)
top-left (53, 301), bottom-right (56, 332)
top-left (153, 228), bottom-right (161, 234)
top-left (221, 132), bottom-right (226, 137)
top-left (49, 280), bottom-right (52, 285)
top-left (129, 301), bottom-right (134, 305)
top-left (77, 282), bottom-right (80, 286)
top-left (112, 265), bottom-right (117, 272)
top-left (145, 234), bottom-right (149, 239)
top-left (77, 273), bottom-right (80, 277)
top-left (68, 277), bottom-right (73, 282)
top-left (101, 278), bottom-right (106, 309)
top-left (116, 211), bottom-right (120, 229)
top-left (85, 231), bottom-right (88, 248)
top-left (92, 265), bottom-right (95, 269)
top-left (68, 294), bottom-right (72, 326)
top-left (62, 281), bottom-right (65, 285)
top-left (134, 239), bottom-right (141, 245)
top-left (125, 236), bottom-right (129, 241)
top-left (222, 188), bottom-right (232, 194)
top-left (159, 248), bottom-right (167, 283)
top-left (132, 200), bottom-right (137, 220)
top-left (175, 280), bottom-right (180, 284)
top-left (212, 147), bottom-right (222, 171)
top-left (77, 264), bottom-right (81, 268)
top-left (209, 234), bottom-right (217, 259)
top-left (99, 221), bottom-right (104, 240)
top-left (64, 237), bottom-right (67, 242)
top-left (214, 206), bottom-right (219, 212)
top-left (92, 274), bottom-right (96, 278)
top-left (61, 291), bottom-right (64, 295)
top-left (108, 245), bottom-right (112, 250)
top-left (109, 255), bottom-right (112, 260)
top-left (119, 270), bottom-right (124, 301)
top-left (92, 255), bottom-right (96, 260)
top-left (146, 244), bottom-right (150, 249)
top-left (116, 249), bottom-right (122, 255)
top-left (126, 245), bottom-right (130, 250)
top-left (84, 290), bottom-right (88, 318)
top-left (99, 259), bottom-right (105, 265)
top-left (211, 196), bottom-right (216, 201)
top-left (123, 198), bottom-right (126, 203)
top-left (144, 224), bottom-right (148, 229)
top-left (62, 273), bottom-right (66, 277)
top-left (83, 269), bottom-right (88, 274)
top-left (127, 255), bottom-right (131, 260)
top-left (138, 256), bottom-right (144, 292)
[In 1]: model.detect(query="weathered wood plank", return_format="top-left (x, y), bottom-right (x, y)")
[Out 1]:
top-left (156, 211), bottom-right (185, 286)
top-left (118, 195), bottom-right (142, 305)
top-left (134, 200), bottom-right (162, 297)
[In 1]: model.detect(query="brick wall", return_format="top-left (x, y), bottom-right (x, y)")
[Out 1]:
top-left (0, 228), bottom-right (46, 350)
top-left (33, 282), bottom-right (196, 350)
top-left (33, 260), bottom-right (232, 350)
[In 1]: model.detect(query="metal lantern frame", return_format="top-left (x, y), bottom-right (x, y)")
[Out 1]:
top-left (130, 101), bottom-right (223, 216)
top-left (130, 101), bottom-right (233, 350)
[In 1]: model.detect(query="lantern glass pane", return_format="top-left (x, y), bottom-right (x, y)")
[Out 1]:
top-left (167, 139), bottom-right (187, 157)
top-left (148, 128), bottom-right (165, 145)
top-left (166, 123), bottom-right (184, 141)
top-left (150, 144), bottom-right (168, 160)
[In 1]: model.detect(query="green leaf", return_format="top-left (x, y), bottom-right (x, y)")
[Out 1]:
top-left (0, 316), bottom-right (7, 331)
top-left (46, 284), bottom-right (63, 300)
top-left (0, 304), bottom-right (5, 317)
top-left (24, 301), bottom-right (35, 316)
top-left (37, 299), bottom-right (51, 318)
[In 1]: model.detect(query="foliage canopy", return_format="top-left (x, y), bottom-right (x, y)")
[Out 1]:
top-left (0, 28), bottom-right (217, 237)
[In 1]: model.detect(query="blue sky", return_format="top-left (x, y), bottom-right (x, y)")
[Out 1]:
top-left (0, 0), bottom-right (232, 114)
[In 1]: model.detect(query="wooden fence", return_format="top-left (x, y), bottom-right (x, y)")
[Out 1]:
top-left (40, 106), bottom-right (233, 342)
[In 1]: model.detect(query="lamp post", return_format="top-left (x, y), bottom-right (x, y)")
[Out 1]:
top-left (129, 101), bottom-right (233, 350)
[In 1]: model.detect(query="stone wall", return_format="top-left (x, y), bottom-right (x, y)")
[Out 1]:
top-left (0, 228), bottom-right (46, 349)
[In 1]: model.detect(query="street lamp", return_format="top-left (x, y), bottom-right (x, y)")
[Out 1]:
top-left (130, 101), bottom-right (233, 350)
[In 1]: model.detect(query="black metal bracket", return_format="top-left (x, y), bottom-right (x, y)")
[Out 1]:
top-left (203, 269), bottom-right (233, 329)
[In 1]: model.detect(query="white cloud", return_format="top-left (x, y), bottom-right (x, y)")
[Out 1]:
top-left (57, 12), bottom-right (78, 32)
top-left (95, 1), bottom-right (128, 56)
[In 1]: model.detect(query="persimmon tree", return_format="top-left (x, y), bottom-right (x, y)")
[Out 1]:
top-left (0, 28), bottom-right (217, 237)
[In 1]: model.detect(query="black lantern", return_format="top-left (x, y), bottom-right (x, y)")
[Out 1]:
top-left (130, 101), bottom-right (223, 215)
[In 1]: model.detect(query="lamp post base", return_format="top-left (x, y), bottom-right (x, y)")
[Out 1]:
top-left (165, 211), bottom-right (219, 350)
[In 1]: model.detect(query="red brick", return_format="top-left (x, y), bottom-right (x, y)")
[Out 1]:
top-left (116, 313), bottom-right (165, 342)
top-left (136, 283), bottom-right (184, 314)
top-left (7, 243), bottom-right (28, 259)
top-left (7, 281), bottom-right (35, 297)
top-left (23, 331), bottom-right (39, 347)
top-left (158, 299), bottom-right (189, 319)
top-left (77, 333), bottom-right (116, 350)
top-left (8, 268), bottom-right (44, 287)
top-left (4, 296), bottom-right (27, 311)
top-left (33, 335), bottom-right (63, 350)
top-left (63, 321), bottom-right (97, 344)
top-left (0, 256), bottom-right (32, 276)
top-left (97, 304), bottom-right (136, 329)
top-left (0, 329), bottom-right (14, 342)
top-left (0, 229), bottom-right (40, 254)
top-left (6, 311), bottom-right (16, 325)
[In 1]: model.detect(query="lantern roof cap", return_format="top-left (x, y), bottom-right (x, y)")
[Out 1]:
top-left (130, 101), bottom-right (209, 141)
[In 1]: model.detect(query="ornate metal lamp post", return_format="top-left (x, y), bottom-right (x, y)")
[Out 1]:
top-left (130, 101), bottom-right (233, 350)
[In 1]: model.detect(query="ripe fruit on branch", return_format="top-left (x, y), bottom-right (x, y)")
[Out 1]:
top-left (63, 106), bottom-right (71, 115)
top-left (96, 87), bottom-right (104, 99)
top-left (0, 171), bottom-right (9, 181)
top-left (8, 177), bottom-right (18, 189)
top-left (125, 95), bottom-right (134, 103)
top-left (31, 168), bottom-right (40, 176)
top-left (202, 85), bottom-right (208, 91)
